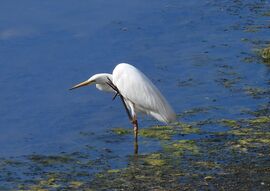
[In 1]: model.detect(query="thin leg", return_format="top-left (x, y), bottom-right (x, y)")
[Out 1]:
top-left (133, 118), bottom-right (139, 154)
top-left (133, 119), bottom-right (138, 142)
top-left (106, 78), bottom-right (139, 154)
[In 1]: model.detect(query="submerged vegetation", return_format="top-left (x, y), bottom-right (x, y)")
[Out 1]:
top-left (0, 112), bottom-right (268, 190)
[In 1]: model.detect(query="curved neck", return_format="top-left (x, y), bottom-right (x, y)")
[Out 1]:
top-left (91, 73), bottom-right (115, 93)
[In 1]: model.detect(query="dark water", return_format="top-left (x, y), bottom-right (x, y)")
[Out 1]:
top-left (0, 0), bottom-right (269, 190)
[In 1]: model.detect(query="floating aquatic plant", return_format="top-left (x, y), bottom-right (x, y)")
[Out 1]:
top-left (143, 153), bottom-right (166, 167)
top-left (111, 128), bottom-right (131, 135)
top-left (261, 46), bottom-right (270, 60)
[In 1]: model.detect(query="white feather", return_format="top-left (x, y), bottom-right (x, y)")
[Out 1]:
top-left (72, 63), bottom-right (177, 123)
top-left (112, 63), bottom-right (176, 123)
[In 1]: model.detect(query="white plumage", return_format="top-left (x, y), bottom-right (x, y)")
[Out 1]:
top-left (70, 63), bottom-right (177, 152)
top-left (112, 63), bottom-right (176, 123)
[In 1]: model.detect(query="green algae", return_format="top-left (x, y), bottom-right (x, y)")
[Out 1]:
top-left (112, 125), bottom-right (175, 140)
top-left (107, 169), bottom-right (121, 173)
top-left (238, 138), bottom-right (270, 146)
top-left (223, 115), bottom-right (270, 153)
top-left (248, 116), bottom-right (270, 124)
top-left (246, 46), bottom-right (270, 65)
top-left (220, 119), bottom-right (240, 128)
top-left (89, 151), bottom-right (188, 190)
top-left (244, 86), bottom-right (269, 98)
top-left (69, 181), bottom-right (84, 189)
top-left (0, 159), bottom-right (24, 168)
top-left (204, 176), bottom-right (214, 181)
top-left (143, 153), bottom-right (166, 167)
top-left (19, 173), bottom-right (62, 191)
top-left (244, 25), bottom-right (261, 33)
top-left (112, 122), bottom-right (200, 140)
top-left (163, 140), bottom-right (200, 157)
top-left (177, 122), bottom-right (201, 134)
top-left (216, 78), bottom-right (239, 88)
top-left (7, 112), bottom-right (270, 190)
top-left (34, 176), bottom-right (61, 190)
top-left (18, 171), bottom-right (89, 191)
top-left (139, 125), bottom-right (174, 140)
top-left (261, 46), bottom-right (270, 60)
top-left (28, 154), bottom-right (76, 165)
top-left (3, 113), bottom-right (270, 190)
top-left (230, 137), bottom-right (270, 152)
top-left (172, 140), bottom-right (199, 154)
top-left (227, 128), bottom-right (253, 136)
top-left (245, 104), bottom-right (270, 117)
top-left (216, 65), bottom-right (242, 88)
top-left (178, 107), bottom-right (212, 117)
top-left (194, 161), bottom-right (220, 169)
top-left (242, 56), bottom-right (257, 64)
top-left (262, 11), bottom-right (270, 16)
top-left (112, 128), bottom-right (131, 135)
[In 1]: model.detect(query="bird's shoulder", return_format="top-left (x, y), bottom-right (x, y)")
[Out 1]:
top-left (112, 63), bottom-right (147, 86)
top-left (112, 63), bottom-right (161, 108)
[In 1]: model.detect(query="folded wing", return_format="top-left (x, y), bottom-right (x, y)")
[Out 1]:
top-left (113, 63), bottom-right (176, 123)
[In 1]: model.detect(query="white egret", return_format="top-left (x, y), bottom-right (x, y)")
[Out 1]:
top-left (70, 63), bottom-right (176, 153)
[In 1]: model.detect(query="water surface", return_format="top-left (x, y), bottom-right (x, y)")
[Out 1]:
top-left (0, 0), bottom-right (269, 190)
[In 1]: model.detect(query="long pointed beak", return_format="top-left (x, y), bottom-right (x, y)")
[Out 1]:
top-left (70, 80), bottom-right (92, 90)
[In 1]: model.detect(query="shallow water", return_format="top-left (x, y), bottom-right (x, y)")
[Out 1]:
top-left (0, 0), bottom-right (269, 190)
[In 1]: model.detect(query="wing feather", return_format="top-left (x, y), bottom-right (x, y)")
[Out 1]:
top-left (113, 63), bottom-right (176, 123)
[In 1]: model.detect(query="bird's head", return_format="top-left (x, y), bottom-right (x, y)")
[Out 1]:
top-left (70, 73), bottom-right (115, 92)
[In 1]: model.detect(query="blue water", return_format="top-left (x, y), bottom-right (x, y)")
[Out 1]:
top-left (0, 0), bottom-right (269, 161)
